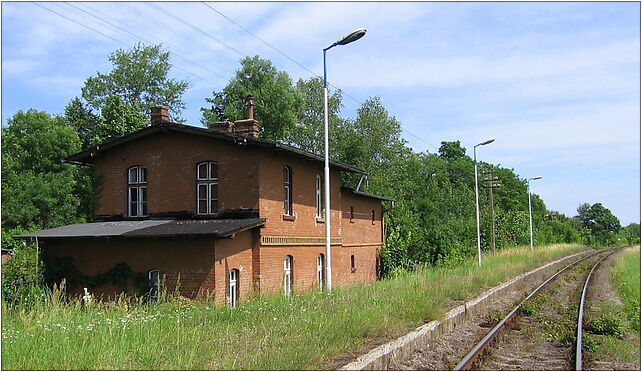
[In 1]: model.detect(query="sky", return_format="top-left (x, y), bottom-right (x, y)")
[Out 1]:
top-left (2, 1), bottom-right (640, 225)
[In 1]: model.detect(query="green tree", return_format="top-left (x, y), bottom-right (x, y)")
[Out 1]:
top-left (64, 97), bottom-right (102, 149)
top-left (575, 202), bottom-right (622, 246)
top-left (620, 223), bottom-right (641, 245)
top-left (81, 43), bottom-right (189, 123)
top-left (201, 55), bottom-right (303, 140)
top-left (1, 110), bottom-right (89, 230)
top-left (285, 77), bottom-right (344, 154)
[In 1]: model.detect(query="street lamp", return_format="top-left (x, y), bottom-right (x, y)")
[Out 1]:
top-left (474, 138), bottom-right (495, 266)
top-left (323, 28), bottom-right (366, 291)
top-left (527, 176), bottom-right (543, 250)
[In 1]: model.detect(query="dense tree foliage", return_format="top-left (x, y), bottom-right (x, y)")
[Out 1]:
top-left (66, 43), bottom-right (189, 148)
top-left (1, 110), bottom-right (91, 231)
top-left (82, 43), bottom-right (189, 120)
top-left (575, 203), bottom-right (622, 245)
top-left (201, 56), bottom-right (303, 140)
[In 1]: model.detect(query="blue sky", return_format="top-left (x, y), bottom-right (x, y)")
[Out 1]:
top-left (2, 2), bottom-right (640, 225)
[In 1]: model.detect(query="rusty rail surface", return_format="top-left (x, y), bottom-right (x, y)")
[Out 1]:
top-left (575, 250), bottom-right (617, 370)
top-left (453, 250), bottom-right (609, 371)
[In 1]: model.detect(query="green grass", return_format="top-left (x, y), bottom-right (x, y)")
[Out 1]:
top-left (583, 245), bottom-right (641, 364)
top-left (611, 245), bottom-right (641, 331)
top-left (1, 244), bottom-right (587, 370)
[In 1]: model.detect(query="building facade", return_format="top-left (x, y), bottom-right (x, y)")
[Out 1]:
top-left (19, 102), bottom-right (392, 306)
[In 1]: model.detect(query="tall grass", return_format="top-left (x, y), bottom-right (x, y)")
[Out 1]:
top-left (611, 245), bottom-right (641, 331)
top-left (2, 244), bottom-right (587, 370)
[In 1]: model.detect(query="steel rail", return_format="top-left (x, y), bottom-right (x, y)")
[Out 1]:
top-left (575, 250), bottom-right (616, 370)
top-left (453, 251), bottom-right (604, 371)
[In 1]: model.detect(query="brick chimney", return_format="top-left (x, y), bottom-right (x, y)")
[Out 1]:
top-left (210, 121), bottom-right (235, 133)
top-left (150, 106), bottom-right (170, 125)
top-left (233, 96), bottom-right (260, 138)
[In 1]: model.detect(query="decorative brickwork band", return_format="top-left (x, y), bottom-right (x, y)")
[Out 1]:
top-left (261, 235), bottom-right (343, 246)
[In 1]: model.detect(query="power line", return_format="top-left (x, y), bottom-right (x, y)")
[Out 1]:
top-left (147, 2), bottom-right (245, 57)
top-left (200, 2), bottom-right (438, 151)
top-left (60, 2), bottom-right (224, 85)
top-left (120, 2), bottom-right (228, 77)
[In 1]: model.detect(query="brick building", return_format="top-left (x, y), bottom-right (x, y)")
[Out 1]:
top-left (18, 99), bottom-right (392, 306)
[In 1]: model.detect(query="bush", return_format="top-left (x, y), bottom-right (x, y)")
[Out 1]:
top-left (1, 228), bottom-right (46, 307)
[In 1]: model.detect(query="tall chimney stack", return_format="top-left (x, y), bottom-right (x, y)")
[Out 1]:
top-left (245, 95), bottom-right (254, 120)
top-left (150, 106), bottom-right (170, 125)
top-left (233, 95), bottom-right (260, 138)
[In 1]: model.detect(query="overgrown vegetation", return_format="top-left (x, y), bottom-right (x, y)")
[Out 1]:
top-left (1, 244), bottom-right (585, 370)
top-left (583, 246), bottom-right (641, 365)
top-left (612, 246), bottom-right (641, 332)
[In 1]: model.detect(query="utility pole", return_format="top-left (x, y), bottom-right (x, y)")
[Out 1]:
top-left (481, 168), bottom-right (501, 254)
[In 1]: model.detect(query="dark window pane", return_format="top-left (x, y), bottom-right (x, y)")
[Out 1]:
top-left (129, 167), bottom-right (138, 184)
top-left (198, 184), bottom-right (208, 199)
top-left (139, 167), bottom-right (147, 183)
top-left (198, 200), bottom-right (208, 214)
top-left (198, 163), bottom-right (207, 179)
top-left (209, 162), bottom-right (217, 179)
top-left (209, 184), bottom-right (218, 199)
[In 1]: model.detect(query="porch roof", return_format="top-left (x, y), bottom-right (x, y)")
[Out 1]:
top-left (15, 218), bottom-right (265, 239)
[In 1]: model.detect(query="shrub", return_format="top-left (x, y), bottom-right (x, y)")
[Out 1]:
top-left (1, 228), bottom-right (46, 307)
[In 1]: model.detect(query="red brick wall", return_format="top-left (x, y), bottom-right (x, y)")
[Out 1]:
top-left (43, 230), bottom-right (256, 305)
top-left (341, 192), bottom-right (384, 244)
top-left (93, 131), bottom-right (260, 216)
top-left (255, 244), bottom-right (377, 295)
top-left (258, 154), bottom-right (343, 237)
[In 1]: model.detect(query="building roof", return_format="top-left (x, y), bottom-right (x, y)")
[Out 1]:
top-left (15, 218), bottom-right (266, 240)
top-left (65, 122), bottom-right (365, 174)
top-left (342, 187), bottom-right (397, 202)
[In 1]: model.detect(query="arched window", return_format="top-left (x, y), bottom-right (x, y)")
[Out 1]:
top-left (229, 269), bottom-right (239, 308)
top-left (283, 255), bottom-right (293, 296)
top-left (148, 269), bottom-right (164, 301)
top-left (284, 166), bottom-right (293, 216)
top-left (197, 162), bottom-right (218, 214)
top-left (315, 175), bottom-right (323, 218)
top-left (317, 254), bottom-right (325, 290)
top-left (128, 166), bottom-right (147, 217)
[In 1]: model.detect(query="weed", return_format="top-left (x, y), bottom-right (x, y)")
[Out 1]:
top-left (587, 308), bottom-right (627, 338)
top-left (582, 334), bottom-right (599, 352)
top-left (480, 311), bottom-right (504, 327)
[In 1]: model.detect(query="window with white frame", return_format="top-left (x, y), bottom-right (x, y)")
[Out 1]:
top-left (284, 166), bottom-right (293, 216)
top-left (317, 254), bottom-right (325, 290)
top-left (315, 175), bottom-right (323, 218)
top-left (128, 166), bottom-right (147, 217)
top-left (148, 269), bottom-right (164, 301)
top-left (197, 162), bottom-right (218, 214)
top-left (229, 268), bottom-right (239, 308)
top-left (283, 255), bottom-right (293, 296)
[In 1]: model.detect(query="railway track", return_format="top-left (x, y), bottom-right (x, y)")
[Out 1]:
top-left (453, 248), bottom-right (618, 371)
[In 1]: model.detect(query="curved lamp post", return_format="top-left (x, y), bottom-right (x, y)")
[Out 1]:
top-left (474, 138), bottom-right (495, 266)
top-left (527, 176), bottom-right (543, 249)
top-left (323, 28), bottom-right (366, 291)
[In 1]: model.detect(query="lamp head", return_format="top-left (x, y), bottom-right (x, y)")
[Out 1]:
top-left (333, 28), bottom-right (367, 47)
top-left (529, 176), bottom-right (543, 181)
top-left (476, 138), bottom-right (495, 147)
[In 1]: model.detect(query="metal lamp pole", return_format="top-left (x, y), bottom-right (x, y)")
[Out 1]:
top-left (527, 176), bottom-right (543, 249)
top-left (474, 138), bottom-right (495, 266)
top-left (323, 28), bottom-right (366, 291)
